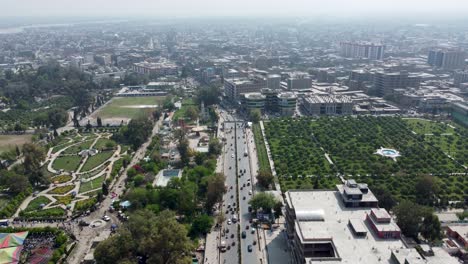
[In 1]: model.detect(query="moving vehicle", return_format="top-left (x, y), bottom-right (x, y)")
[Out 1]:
top-left (247, 245), bottom-right (253, 252)
top-left (102, 215), bottom-right (111, 221)
top-left (220, 241), bottom-right (227, 252)
top-left (241, 231), bottom-right (246, 238)
top-left (244, 150), bottom-right (248, 157)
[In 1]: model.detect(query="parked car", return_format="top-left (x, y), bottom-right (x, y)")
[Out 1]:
top-left (247, 245), bottom-right (252, 252)
top-left (242, 231), bottom-right (246, 238)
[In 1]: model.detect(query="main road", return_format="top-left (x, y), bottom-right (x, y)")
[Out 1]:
top-left (220, 120), bottom-right (240, 264)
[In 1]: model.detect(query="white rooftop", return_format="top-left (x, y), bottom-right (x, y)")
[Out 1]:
top-left (286, 189), bottom-right (404, 264)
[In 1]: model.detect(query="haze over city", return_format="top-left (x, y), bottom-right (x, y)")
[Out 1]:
top-left (0, 1), bottom-right (467, 264)
top-left (3, 0), bottom-right (468, 17)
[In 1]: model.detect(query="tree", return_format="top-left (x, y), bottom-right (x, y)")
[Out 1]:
top-left (22, 143), bottom-right (47, 185)
top-left (372, 186), bottom-right (396, 210)
top-left (208, 138), bottom-right (222, 156)
top-left (249, 192), bottom-right (277, 212)
top-left (249, 109), bottom-right (261, 123)
top-left (0, 170), bottom-right (30, 194)
top-left (205, 173), bottom-right (226, 211)
top-left (101, 182), bottom-right (109, 196)
top-left (94, 229), bottom-right (136, 264)
top-left (256, 170), bottom-right (274, 189)
top-left (273, 201), bottom-right (283, 223)
top-left (196, 86), bottom-right (220, 106)
top-left (53, 129), bottom-right (59, 138)
top-left (15, 145), bottom-right (20, 157)
top-left (415, 175), bottom-right (439, 206)
top-left (86, 121), bottom-right (92, 130)
top-left (97, 116), bottom-right (102, 127)
top-left (420, 213), bottom-right (441, 242)
top-left (190, 214), bottom-right (213, 237)
top-left (394, 200), bottom-right (424, 239)
top-left (48, 108), bottom-right (68, 129)
top-left (186, 106), bottom-right (199, 121)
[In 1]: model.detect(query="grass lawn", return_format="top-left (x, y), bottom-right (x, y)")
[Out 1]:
top-left (51, 175), bottom-right (73, 184)
top-left (81, 151), bottom-right (114, 172)
top-left (52, 156), bottom-right (82, 172)
top-left (24, 196), bottom-right (52, 212)
top-left (62, 140), bottom-right (95, 154)
top-left (173, 98), bottom-right (197, 123)
top-left (96, 96), bottom-right (165, 119)
top-left (93, 138), bottom-right (116, 151)
top-left (0, 134), bottom-right (32, 153)
top-left (48, 185), bottom-right (75, 195)
top-left (252, 124), bottom-right (271, 174)
top-left (79, 176), bottom-right (105, 193)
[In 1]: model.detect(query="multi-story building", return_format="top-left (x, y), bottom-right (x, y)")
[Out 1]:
top-left (286, 72), bottom-right (312, 90)
top-left (277, 92), bottom-right (297, 116)
top-left (451, 102), bottom-right (468, 127)
top-left (301, 94), bottom-right (353, 115)
top-left (241, 90), bottom-right (297, 116)
top-left (340, 41), bottom-right (385, 60)
top-left (453, 70), bottom-right (468, 87)
top-left (132, 61), bottom-right (178, 76)
top-left (428, 49), bottom-right (466, 70)
top-left (241, 93), bottom-right (266, 112)
top-left (284, 180), bottom-right (403, 264)
top-left (224, 77), bottom-right (267, 100)
top-left (374, 71), bottom-right (421, 97)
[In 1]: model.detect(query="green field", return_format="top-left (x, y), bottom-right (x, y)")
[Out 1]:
top-left (52, 156), bottom-right (82, 172)
top-left (0, 134), bottom-right (32, 153)
top-left (93, 138), bottom-right (116, 150)
top-left (61, 140), bottom-right (95, 154)
top-left (81, 151), bottom-right (114, 172)
top-left (96, 96), bottom-right (165, 119)
top-left (252, 124), bottom-right (271, 174)
top-left (173, 98), bottom-right (197, 123)
top-left (79, 176), bottom-right (105, 193)
top-left (24, 196), bottom-right (52, 212)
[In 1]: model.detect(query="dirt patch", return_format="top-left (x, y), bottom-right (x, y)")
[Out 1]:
top-left (0, 134), bottom-right (32, 153)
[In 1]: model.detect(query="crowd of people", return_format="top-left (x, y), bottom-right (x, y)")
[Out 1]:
top-left (20, 232), bottom-right (57, 264)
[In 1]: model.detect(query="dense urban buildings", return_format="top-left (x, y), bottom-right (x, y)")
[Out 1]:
top-left (340, 41), bottom-right (385, 60)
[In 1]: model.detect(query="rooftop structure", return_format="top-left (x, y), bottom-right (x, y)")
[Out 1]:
top-left (285, 182), bottom-right (403, 264)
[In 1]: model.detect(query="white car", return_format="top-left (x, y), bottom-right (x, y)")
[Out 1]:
top-left (227, 219), bottom-right (232, 225)
top-left (248, 190), bottom-right (252, 195)
top-left (231, 154), bottom-right (234, 158)
top-left (102, 215), bottom-right (111, 222)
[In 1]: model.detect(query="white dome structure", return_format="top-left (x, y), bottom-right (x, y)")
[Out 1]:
top-left (296, 209), bottom-right (325, 221)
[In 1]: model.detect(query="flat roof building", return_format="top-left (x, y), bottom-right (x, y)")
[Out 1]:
top-left (301, 94), bottom-right (353, 116)
top-left (285, 181), bottom-right (403, 264)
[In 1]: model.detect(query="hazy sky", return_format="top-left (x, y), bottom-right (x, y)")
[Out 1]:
top-left (4, 0), bottom-right (468, 17)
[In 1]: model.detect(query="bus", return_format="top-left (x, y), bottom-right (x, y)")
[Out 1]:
top-left (0, 219), bottom-right (9, 227)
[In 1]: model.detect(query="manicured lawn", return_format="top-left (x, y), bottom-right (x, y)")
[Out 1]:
top-left (52, 195), bottom-right (73, 206)
top-left (21, 207), bottom-right (66, 219)
top-left (24, 196), bottom-right (52, 212)
top-left (0, 134), bottom-right (32, 153)
top-left (79, 176), bottom-right (104, 193)
top-left (81, 151), bottom-right (114, 172)
top-left (93, 138), bottom-right (116, 151)
top-left (52, 156), bottom-right (82, 172)
top-left (48, 185), bottom-right (75, 195)
top-left (51, 175), bottom-right (73, 184)
top-left (96, 96), bottom-right (165, 119)
top-left (62, 140), bottom-right (95, 154)
top-left (252, 124), bottom-right (271, 174)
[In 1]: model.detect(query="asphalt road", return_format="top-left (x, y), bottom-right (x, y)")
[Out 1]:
top-left (235, 122), bottom-right (261, 264)
top-left (220, 121), bottom-right (240, 264)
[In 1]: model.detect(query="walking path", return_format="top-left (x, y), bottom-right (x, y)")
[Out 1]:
top-left (259, 121), bottom-right (281, 191)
